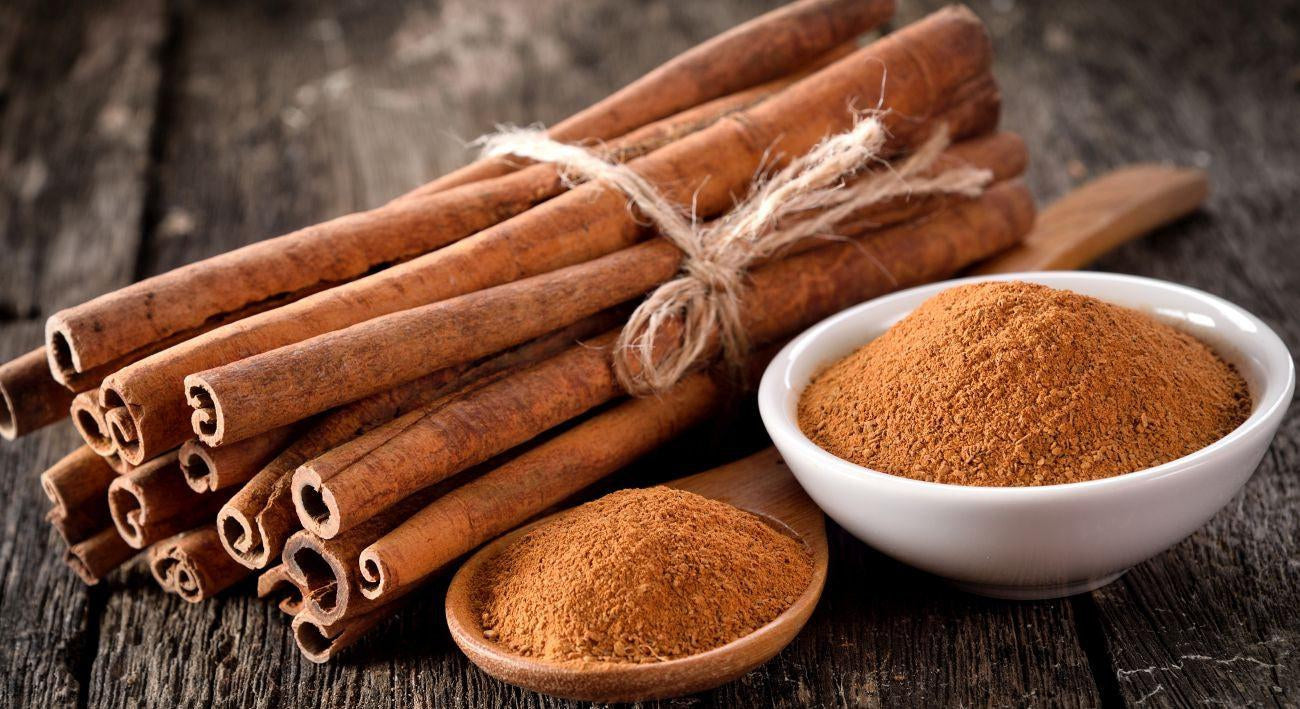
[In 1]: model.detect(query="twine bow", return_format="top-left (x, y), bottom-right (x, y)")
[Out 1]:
top-left (478, 115), bottom-right (992, 394)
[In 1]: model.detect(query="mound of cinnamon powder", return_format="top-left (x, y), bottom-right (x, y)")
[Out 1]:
top-left (475, 486), bottom-right (812, 663)
top-left (798, 281), bottom-right (1251, 486)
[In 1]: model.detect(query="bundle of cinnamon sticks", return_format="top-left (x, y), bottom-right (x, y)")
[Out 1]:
top-left (3, 0), bottom-right (1161, 663)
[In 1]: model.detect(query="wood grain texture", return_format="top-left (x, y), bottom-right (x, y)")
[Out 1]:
top-left (83, 0), bottom-right (417, 704)
top-left (0, 0), bottom-right (1296, 706)
top-left (947, 0), bottom-right (1300, 705)
top-left (0, 0), bottom-right (166, 706)
top-left (0, 0), bottom-right (162, 318)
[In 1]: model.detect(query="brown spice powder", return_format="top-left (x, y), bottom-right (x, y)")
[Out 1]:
top-left (475, 486), bottom-right (813, 664)
top-left (798, 281), bottom-right (1252, 486)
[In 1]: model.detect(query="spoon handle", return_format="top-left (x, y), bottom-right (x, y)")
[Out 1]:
top-left (667, 447), bottom-right (824, 536)
top-left (972, 165), bottom-right (1209, 274)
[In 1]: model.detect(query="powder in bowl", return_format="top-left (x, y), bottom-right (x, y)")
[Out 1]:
top-left (473, 486), bottom-right (813, 664)
top-left (797, 281), bottom-right (1251, 486)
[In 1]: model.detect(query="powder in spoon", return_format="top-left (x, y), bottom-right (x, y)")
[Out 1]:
top-left (475, 486), bottom-right (813, 663)
top-left (798, 281), bottom-right (1251, 486)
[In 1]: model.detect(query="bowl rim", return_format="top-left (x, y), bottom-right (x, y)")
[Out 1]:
top-left (759, 271), bottom-right (1296, 498)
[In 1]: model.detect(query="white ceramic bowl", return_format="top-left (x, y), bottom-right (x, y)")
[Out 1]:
top-left (759, 272), bottom-right (1294, 599)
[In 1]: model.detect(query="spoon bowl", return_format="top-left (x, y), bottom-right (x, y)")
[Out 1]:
top-left (445, 448), bottom-right (828, 703)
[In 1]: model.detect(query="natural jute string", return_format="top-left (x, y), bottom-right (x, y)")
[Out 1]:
top-left (478, 116), bottom-right (991, 394)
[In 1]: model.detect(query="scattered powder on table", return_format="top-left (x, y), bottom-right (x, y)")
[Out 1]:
top-left (798, 281), bottom-right (1251, 486)
top-left (475, 486), bottom-right (813, 664)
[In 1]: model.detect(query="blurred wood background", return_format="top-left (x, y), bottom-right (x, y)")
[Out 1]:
top-left (0, 0), bottom-right (1296, 706)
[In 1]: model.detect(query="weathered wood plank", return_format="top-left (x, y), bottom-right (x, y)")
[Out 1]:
top-left (84, 0), bottom-right (395, 705)
top-left (0, 1), bottom-right (28, 110)
top-left (0, 323), bottom-right (99, 709)
top-left (0, 1), bottom-right (166, 706)
top-left (943, 0), bottom-right (1300, 706)
top-left (0, 0), bottom-right (162, 318)
top-left (8, 0), bottom-right (1297, 707)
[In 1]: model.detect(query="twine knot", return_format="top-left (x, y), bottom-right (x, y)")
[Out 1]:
top-left (478, 116), bottom-right (992, 395)
top-left (684, 258), bottom-right (740, 292)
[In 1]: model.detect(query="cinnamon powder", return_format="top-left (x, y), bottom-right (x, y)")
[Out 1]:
top-left (475, 487), bottom-right (812, 663)
top-left (798, 281), bottom-right (1251, 486)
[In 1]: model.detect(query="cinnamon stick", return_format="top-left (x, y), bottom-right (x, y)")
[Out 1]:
top-left (65, 526), bottom-right (137, 585)
top-left (283, 529), bottom-right (374, 626)
top-left (50, 279), bottom-right (341, 391)
top-left (410, 0), bottom-right (894, 195)
top-left (179, 423), bottom-right (298, 493)
top-left (107, 452), bottom-right (230, 549)
top-left (102, 447), bottom-right (141, 475)
top-left (291, 602), bottom-right (396, 664)
top-left (148, 526), bottom-right (251, 602)
top-left (103, 407), bottom-right (142, 463)
top-left (70, 391), bottom-right (115, 456)
top-left (41, 446), bottom-right (117, 544)
top-left (584, 50), bottom-right (852, 163)
top-left (50, 0), bottom-right (884, 397)
top-left (216, 312), bottom-right (619, 569)
top-left (0, 347), bottom-right (75, 440)
top-left (258, 563), bottom-right (306, 616)
top-left (102, 6), bottom-right (995, 462)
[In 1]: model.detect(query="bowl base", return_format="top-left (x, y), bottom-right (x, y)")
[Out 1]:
top-left (948, 570), bottom-right (1127, 601)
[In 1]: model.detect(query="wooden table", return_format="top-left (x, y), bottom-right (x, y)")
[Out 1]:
top-left (1, 1), bottom-right (1295, 705)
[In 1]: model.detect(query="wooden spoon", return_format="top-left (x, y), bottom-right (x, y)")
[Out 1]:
top-left (444, 447), bottom-right (827, 703)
